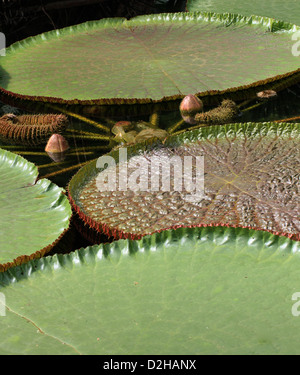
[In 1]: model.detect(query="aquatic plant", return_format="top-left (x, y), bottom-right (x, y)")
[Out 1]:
top-left (194, 99), bottom-right (239, 125)
top-left (0, 148), bottom-right (72, 271)
top-left (1, 12), bottom-right (300, 116)
top-left (0, 113), bottom-right (68, 145)
top-left (0, 5), bottom-right (299, 355)
top-left (68, 122), bottom-right (299, 242)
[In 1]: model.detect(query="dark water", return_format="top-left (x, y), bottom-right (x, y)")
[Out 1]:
top-left (1, 83), bottom-right (299, 188)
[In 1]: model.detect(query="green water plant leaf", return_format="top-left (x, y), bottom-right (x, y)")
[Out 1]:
top-left (186, 0), bottom-right (300, 25)
top-left (0, 148), bottom-right (72, 271)
top-left (68, 122), bottom-right (300, 242)
top-left (1, 12), bottom-right (300, 110)
top-left (0, 226), bottom-right (300, 354)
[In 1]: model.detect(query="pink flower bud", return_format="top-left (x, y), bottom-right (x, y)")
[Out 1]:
top-left (179, 94), bottom-right (203, 124)
top-left (45, 133), bottom-right (69, 162)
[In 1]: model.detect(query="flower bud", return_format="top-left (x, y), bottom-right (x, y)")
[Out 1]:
top-left (179, 94), bottom-right (203, 124)
top-left (112, 121), bottom-right (133, 135)
top-left (45, 133), bottom-right (69, 162)
top-left (256, 90), bottom-right (277, 100)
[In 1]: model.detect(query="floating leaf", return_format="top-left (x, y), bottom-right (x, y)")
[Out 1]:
top-left (1, 12), bottom-right (300, 112)
top-left (68, 122), bottom-right (300, 241)
top-left (0, 226), bottom-right (300, 354)
top-left (0, 148), bottom-right (72, 271)
top-left (186, 0), bottom-right (300, 25)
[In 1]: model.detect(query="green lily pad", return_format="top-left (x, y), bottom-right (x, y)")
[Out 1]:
top-left (68, 122), bottom-right (300, 242)
top-left (1, 12), bottom-right (300, 110)
top-left (0, 148), bottom-right (72, 271)
top-left (186, 0), bottom-right (300, 25)
top-left (0, 226), bottom-right (300, 354)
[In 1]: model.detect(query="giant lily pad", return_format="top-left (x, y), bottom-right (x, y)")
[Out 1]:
top-left (68, 122), bottom-right (300, 241)
top-left (186, 0), bottom-right (300, 25)
top-left (0, 226), bottom-right (300, 354)
top-left (1, 12), bottom-right (300, 111)
top-left (0, 148), bottom-right (72, 271)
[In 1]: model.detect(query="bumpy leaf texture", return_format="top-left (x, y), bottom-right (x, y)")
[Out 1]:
top-left (69, 122), bottom-right (300, 241)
